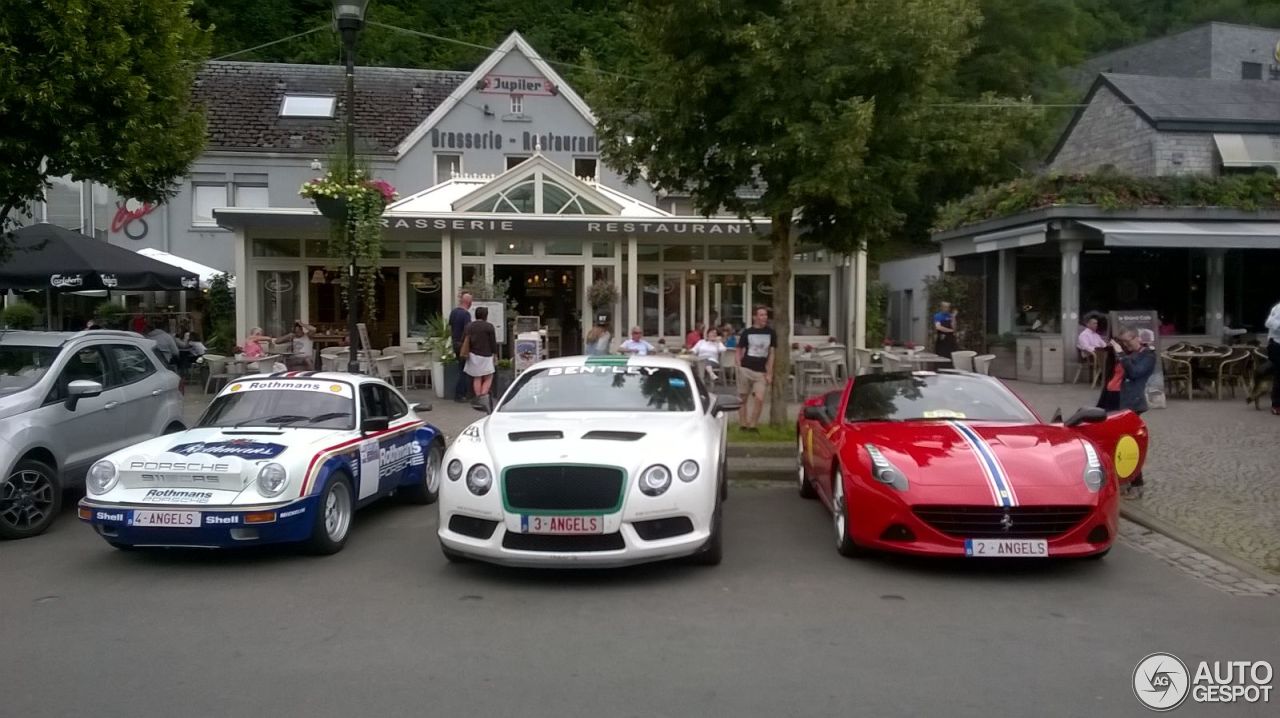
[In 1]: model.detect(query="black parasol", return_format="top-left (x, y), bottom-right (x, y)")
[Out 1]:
top-left (0, 224), bottom-right (200, 291)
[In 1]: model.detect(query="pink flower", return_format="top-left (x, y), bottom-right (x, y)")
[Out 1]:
top-left (803, 344), bottom-right (814, 352)
top-left (368, 179), bottom-right (397, 202)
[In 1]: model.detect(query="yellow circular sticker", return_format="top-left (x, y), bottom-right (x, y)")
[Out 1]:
top-left (1114, 435), bottom-right (1140, 479)
top-left (329, 384), bottom-right (343, 393)
top-left (228, 383), bottom-right (242, 392)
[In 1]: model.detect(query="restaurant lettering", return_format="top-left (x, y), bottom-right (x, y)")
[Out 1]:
top-left (428, 128), bottom-right (596, 154)
top-left (379, 218), bottom-right (757, 235)
top-left (522, 131), bottom-right (595, 153)
top-left (430, 129), bottom-right (503, 150)
top-left (479, 74), bottom-right (557, 96)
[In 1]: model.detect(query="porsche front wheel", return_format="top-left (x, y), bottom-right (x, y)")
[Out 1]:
top-left (306, 474), bottom-right (353, 555)
top-left (400, 442), bottom-right (443, 505)
top-left (832, 468), bottom-right (865, 558)
top-left (797, 434), bottom-right (816, 499)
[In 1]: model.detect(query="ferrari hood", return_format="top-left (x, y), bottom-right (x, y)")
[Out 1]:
top-left (859, 421), bottom-right (1096, 498)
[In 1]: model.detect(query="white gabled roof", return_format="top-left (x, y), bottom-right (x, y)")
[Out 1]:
top-left (394, 31), bottom-right (596, 158)
top-left (386, 177), bottom-right (490, 213)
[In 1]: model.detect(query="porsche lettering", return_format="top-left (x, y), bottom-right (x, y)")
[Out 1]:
top-left (129, 461), bottom-right (231, 473)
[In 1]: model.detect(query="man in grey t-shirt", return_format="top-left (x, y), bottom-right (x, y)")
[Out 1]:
top-left (735, 306), bottom-right (776, 432)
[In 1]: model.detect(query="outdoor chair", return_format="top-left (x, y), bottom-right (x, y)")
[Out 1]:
top-left (852, 347), bottom-right (882, 375)
top-left (401, 350), bottom-right (430, 391)
top-left (202, 354), bottom-right (238, 394)
top-left (1214, 347), bottom-right (1252, 400)
top-left (815, 346), bottom-right (848, 380)
top-left (718, 349), bottom-right (737, 385)
top-left (972, 354), bottom-right (995, 376)
top-left (1161, 353), bottom-right (1193, 400)
top-left (950, 350), bottom-right (977, 372)
top-left (372, 355), bottom-right (396, 384)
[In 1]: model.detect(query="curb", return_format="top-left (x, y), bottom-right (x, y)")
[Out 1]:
top-left (1120, 503), bottom-right (1279, 582)
top-left (727, 442), bottom-right (792, 458)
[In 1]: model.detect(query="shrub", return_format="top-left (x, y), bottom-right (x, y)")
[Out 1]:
top-left (1, 301), bottom-right (39, 330)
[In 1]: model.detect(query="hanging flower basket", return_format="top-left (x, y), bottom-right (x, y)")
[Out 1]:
top-left (299, 170), bottom-right (399, 320)
top-left (313, 195), bottom-right (348, 220)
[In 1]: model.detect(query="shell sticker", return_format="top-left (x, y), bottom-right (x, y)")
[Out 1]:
top-left (1114, 435), bottom-right (1141, 479)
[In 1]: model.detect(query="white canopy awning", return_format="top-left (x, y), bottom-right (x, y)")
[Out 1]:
top-left (1213, 133), bottom-right (1280, 168)
top-left (136, 248), bottom-right (235, 288)
top-left (972, 224), bottom-right (1046, 253)
top-left (1075, 219), bottom-right (1280, 249)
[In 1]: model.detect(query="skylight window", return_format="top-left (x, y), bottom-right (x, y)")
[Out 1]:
top-left (280, 95), bottom-right (336, 118)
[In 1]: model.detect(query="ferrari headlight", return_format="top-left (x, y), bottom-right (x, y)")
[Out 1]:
top-left (639, 465), bottom-right (672, 496)
top-left (677, 460), bottom-right (700, 482)
top-left (864, 444), bottom-right (909, 492)
top-left (256, 463), bottom-right (289, 498)
top-left (466, 464), bottom-right (492, 496)
top-left (87, 461), bottom-right (118, 494)
top-left (1082, 441), bottom-right (1104, 492)
top-left (447, 459), bottom-right (463, 481)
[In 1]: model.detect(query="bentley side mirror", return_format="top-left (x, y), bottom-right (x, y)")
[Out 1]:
top-left (1065, 407), bottom-right (1107, 427)
top-left (361, 416), bottom-right (391, 434)
top-left (65, 379), bottom-right (103, 411)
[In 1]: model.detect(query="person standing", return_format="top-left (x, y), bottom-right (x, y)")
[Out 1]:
top-left (736, 306), bottom-right (776, 433)
top-left (449, 292), bottom-right (473, 402)
top-left (1266, 299), bottom-right (1280, 416)
top-left (584, 316), bottom-right (612, 356)
top-left (1105, 327), bottom-right (1156, 497)
top-left (933, 301), bottom-right (958, 359)
top-left (463, 306), bottom-right (498, 410)
top-left (146, 323), bottom-right (181, 368)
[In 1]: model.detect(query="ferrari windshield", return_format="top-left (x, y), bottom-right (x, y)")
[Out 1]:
top-left (499, 365), bottom-right (696, 413)
top-left (0, 345), bottom-right (60, 396)
top-left (199, 385), bottom-right (355, 430)
top-left (844, 372), bottom-right (1036, 423)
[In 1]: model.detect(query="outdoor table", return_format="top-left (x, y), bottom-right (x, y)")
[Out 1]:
top-left (311, 334), bottom-right (346, 369)
top-left (903, 353), bottom-right (953, 370)
top-left (1166, 350), bottom-right (1230, 396)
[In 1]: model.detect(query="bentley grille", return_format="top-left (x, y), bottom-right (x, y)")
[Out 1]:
top-left (503, 465), bottom-right (625, 512)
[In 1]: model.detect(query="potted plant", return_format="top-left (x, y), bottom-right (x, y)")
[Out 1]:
top-left (1, 301), bottom-right (39, 330)
top-left (421, 315), bottom-right (456, 399)
top-left (494, 357), bottom-right (514, 395)
top-left (586, 279), bottom-right (619, 315)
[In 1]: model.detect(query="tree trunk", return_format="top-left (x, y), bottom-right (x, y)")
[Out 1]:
top-left (768, 212), bottom-right (793, 426)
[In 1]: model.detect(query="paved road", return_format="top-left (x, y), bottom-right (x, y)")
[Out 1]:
top-left (6, 487), bottom-right (1276, 718)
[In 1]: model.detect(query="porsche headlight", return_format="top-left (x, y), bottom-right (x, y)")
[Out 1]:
top-left (87, 461), bottom-right (118, 494)
top-left (1082, 441), bottom-right (1104, 492)
top-left (447, 459), bottom-right (463, 481)
top-left (677, 460), bottom-right (700, 482)
top-left (639, 465), bottom-right (672, 496)
top-left (466, 464), bottom-right (492, 495)
top-left (864, 444), bottom-right (909, 492)
top-left (256, 463), bottom-right (289, 498)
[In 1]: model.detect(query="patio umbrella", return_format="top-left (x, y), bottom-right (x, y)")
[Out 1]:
top-left (0, 223), bottom-right (200, 292)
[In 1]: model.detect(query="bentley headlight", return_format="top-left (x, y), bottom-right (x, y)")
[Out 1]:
top-left (256, 463), bottom-right (289, 498)
top-left (447, 459), bottom-right (463, 481)
top-left (87, 461), bottom-right (118, 494)
top-left (677, 460), bottom-right (700, 482)
top-left (1082, 441), bottom-right (1104, 492)
top-left (864, 444), bottom-right (909, 492)
top-left (639, 465), bottom-right (672, 496)
top-left (466, 464), bottom-right (492, 496)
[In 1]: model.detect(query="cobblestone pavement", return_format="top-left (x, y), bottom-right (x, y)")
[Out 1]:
top-left (1005, 379), bottom-right (1280, 578)
top-left (1118, 521), bottom-right (1280, 596)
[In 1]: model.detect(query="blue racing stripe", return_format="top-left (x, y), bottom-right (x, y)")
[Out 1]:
top-left (951, 422), bottom-right (1016, 507)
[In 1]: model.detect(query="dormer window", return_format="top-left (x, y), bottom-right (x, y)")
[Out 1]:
top-left (280, 95), bottom-right (336, 118)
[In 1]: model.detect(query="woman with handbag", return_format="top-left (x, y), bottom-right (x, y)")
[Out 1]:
top-left (461, 306), bottom-right (498, 410)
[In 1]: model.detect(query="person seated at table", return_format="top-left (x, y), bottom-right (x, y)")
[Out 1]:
top-left (174, 331), bottom-right (207, 374)
top-left (722, 323), bottom-right (737, 348)
top-left (685, 322), bottom-right (704, 350)
top-left (619, 327), bottom-right (654, 355)
top-left (1077, 316), bottom-right (1107, 354)
top-left (691, 328), bottom-right (726, 381)
top-left (145, 323), bottom-right (180, 368)
top-left (275, 322), bottom-right (314, 370)
top-left (241, 327), bottom-right (267, 359)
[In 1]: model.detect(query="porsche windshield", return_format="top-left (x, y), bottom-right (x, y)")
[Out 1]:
top-left (199, 388), bottom-right (355, 430)
top-left (0, 345), bottom-right (60, 396)
top-left (499, 365), bottom-right (696, 413)
top-left (844, 372), bottom-right (1036, 423)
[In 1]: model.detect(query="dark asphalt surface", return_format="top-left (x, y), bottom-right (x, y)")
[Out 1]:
top-left (5, 486), bottom-right (1276, 718)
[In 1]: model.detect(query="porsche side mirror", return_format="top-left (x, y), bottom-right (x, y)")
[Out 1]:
top-left (712, 395), bottom-right (741, 415)
top-left (410, 402), bottom-right (432, 413)
top-left (803, 405), bottom-right (830, 424)
top-left (361, 416), bottom-right (391, 434)
top-left (1065, 407), bottom-right (1107, 427)
top-left (65, 379), bottom-right (103, 411)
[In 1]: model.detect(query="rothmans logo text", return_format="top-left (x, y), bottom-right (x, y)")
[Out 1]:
top-left (168, 441), bottom-right (287, 459)
top-left (143, 489), bottom-right (214, 504)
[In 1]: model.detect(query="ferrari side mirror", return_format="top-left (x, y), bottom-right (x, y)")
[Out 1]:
top-left (1050, 407), bottom-right (1063, 424)
top-left (802, 405), bottom-right (829, 423)
top-left (1065, 407), bottom-right (1107, 427)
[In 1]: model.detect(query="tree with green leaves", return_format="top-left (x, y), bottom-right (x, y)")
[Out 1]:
top-left (591, 0), bottom-right (1037, 425)
top-left (0, 0), bottom-right (210, 248)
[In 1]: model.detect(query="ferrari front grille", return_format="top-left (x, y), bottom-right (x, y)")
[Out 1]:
top-left (503, 465), bottom-right (625, 512)
top-left (912, 505), bottom-right (1092, 539)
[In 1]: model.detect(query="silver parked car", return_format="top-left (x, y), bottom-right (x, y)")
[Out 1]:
top-left (0, 329), bottom-right (186, 539)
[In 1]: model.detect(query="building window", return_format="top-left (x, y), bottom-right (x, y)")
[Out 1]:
top-left (1242, 61), bottom-right (1263, 80)
top-left (234, 185), bottom-right (270, 208)
top-left (545, 240), bottom-right (582, 256)
top-left (258, 270), bottom-right (300, 337)
top-left (280, 95), bottom-right (336, 118)
top-left (407, 272), bottom-right (443, 337)
top-left (573, 157), bottom-right (598, 180)
top-left (435, 153), bottom-right (461, 184)
top-left (192, 184), bottom-right (226, 227)
top-left (510, 95), bottom-right (524, 115)
top-left (460, 238), bottom-right (484, 257)
top-left (591, 241), bottom-right (614, 258)
top-left (663, 245), bottom-right (704, 262)
top-left (641, 274), bottom-right (660, 335)
top-left (44, 175), bottom-right (83, 231)
top-left (506, 155), bottom-right (531, 170)
top-left (497, 240), bottom-right (533, 255)
top-left (751, 274), bottom-right (774, 314)
top-left (793, 274), bottom-right (831, 336)
top-left (252, 238), bottom-right (301, 257)
top-left (709, 274), bottom-right (746, 331)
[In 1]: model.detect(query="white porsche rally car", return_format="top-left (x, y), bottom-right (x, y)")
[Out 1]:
top-left (78, 373), bottom-right (445, 554)
top-left (439, 355), bottom-right (739, 567)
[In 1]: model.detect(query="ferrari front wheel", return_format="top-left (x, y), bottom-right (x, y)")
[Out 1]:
top-left (797, 434), bottom-right (816, 499)
top-left (831, 468), bottom-right (865, 558)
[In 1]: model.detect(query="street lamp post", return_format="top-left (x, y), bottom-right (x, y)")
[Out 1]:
top-left (333, 0), bottom-right (369, 374)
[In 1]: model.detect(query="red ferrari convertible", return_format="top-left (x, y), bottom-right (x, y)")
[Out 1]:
top-left (796, 370), bottom-right (1148, 560)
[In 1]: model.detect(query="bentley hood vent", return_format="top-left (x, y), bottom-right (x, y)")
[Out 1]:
top-left (508, 430), bottom-right (564, 442)
top-left (581, 430), bottom-right (646, 441)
